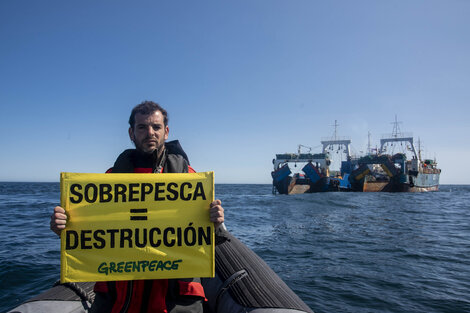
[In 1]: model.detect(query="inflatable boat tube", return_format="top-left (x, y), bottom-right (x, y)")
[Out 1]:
top-left (8, 228), bottom-right (313, 313)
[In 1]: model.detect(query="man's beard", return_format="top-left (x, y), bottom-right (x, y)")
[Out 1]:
top-left (134, 139), bottom-right (163, 155)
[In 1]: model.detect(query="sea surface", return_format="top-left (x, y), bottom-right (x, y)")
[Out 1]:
top-left (1, 182), bottom-right (469, 313)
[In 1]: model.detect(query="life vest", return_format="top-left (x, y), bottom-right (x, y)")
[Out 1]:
top-left (108, 140), bottom-right (195, 174)
top-left (91, 140), bottom-right (204, 313)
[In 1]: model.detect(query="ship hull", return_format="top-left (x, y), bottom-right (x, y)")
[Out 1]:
top-left (402, 171), bottom-right (440, 192)
top-left (272, 175), bottom-right (348, 195)
top-left (355, 172), bottom-right (440, 192)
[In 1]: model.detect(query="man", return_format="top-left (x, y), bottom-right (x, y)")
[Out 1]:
top-left (50, 101), bottom-right (225, 313)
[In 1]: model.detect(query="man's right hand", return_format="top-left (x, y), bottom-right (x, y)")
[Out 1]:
top-left (50, 206), bottom-right (67, 236)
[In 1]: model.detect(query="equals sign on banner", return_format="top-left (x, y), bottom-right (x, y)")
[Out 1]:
top-left (130, 208), bottom-right (148, 221)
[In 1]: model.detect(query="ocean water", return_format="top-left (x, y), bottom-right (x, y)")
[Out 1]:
top-left (1, 182), bottom-right (469, 313)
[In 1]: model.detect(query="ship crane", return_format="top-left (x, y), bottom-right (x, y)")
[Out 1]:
top-left (320, 120), bottom-right (352, 159)
top-left (297, 144), bottom-right (312, 154)
top-left (379, 116), bottom-right (418, 160)
top-left (321, 139), bottom-right (351, 159)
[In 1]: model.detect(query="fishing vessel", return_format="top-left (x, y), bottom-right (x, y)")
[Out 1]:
top-left (271, 118), bottom-right (440, 194)
top-left (348, 117), bottom-right (440, 192)
top-left (271, 121), bottom-right (353, 195)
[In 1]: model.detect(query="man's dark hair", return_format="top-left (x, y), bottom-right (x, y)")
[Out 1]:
top-left (129, 101), bottom-right (169, 128)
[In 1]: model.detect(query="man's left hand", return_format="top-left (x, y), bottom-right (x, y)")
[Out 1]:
top-left (209, 199), bottom-right (224, 229)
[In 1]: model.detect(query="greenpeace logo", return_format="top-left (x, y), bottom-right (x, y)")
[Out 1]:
top-left (98, 259), bottom-right (183, 275)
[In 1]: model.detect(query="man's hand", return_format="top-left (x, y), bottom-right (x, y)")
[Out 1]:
top-left (50, 206), bottom-right (67, 236)
top-left (209, 199), bottom-right (224, 229)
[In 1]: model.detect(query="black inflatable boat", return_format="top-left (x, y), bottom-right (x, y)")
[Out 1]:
top-left (8, 228), bottom-right (313, 313)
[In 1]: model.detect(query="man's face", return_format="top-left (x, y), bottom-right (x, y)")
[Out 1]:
top-left (128, 111), bottom-right (169, 154)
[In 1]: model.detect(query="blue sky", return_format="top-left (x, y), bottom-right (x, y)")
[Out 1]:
top-left (1, 0), bottom-right (469, 184)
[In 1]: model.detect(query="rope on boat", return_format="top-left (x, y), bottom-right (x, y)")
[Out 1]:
top-left (53, 280), bottom-right (95, 303)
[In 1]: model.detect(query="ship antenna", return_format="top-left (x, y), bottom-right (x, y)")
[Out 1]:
top-left (418, 137), bottom-right (422, 161)
top-left (333, 120), bottom-right (339, 140)
top-left (391, 115), bottom-right (403, 138)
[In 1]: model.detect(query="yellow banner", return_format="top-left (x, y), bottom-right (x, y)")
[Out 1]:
top-left (60, 172), bottom-right (215, 283)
